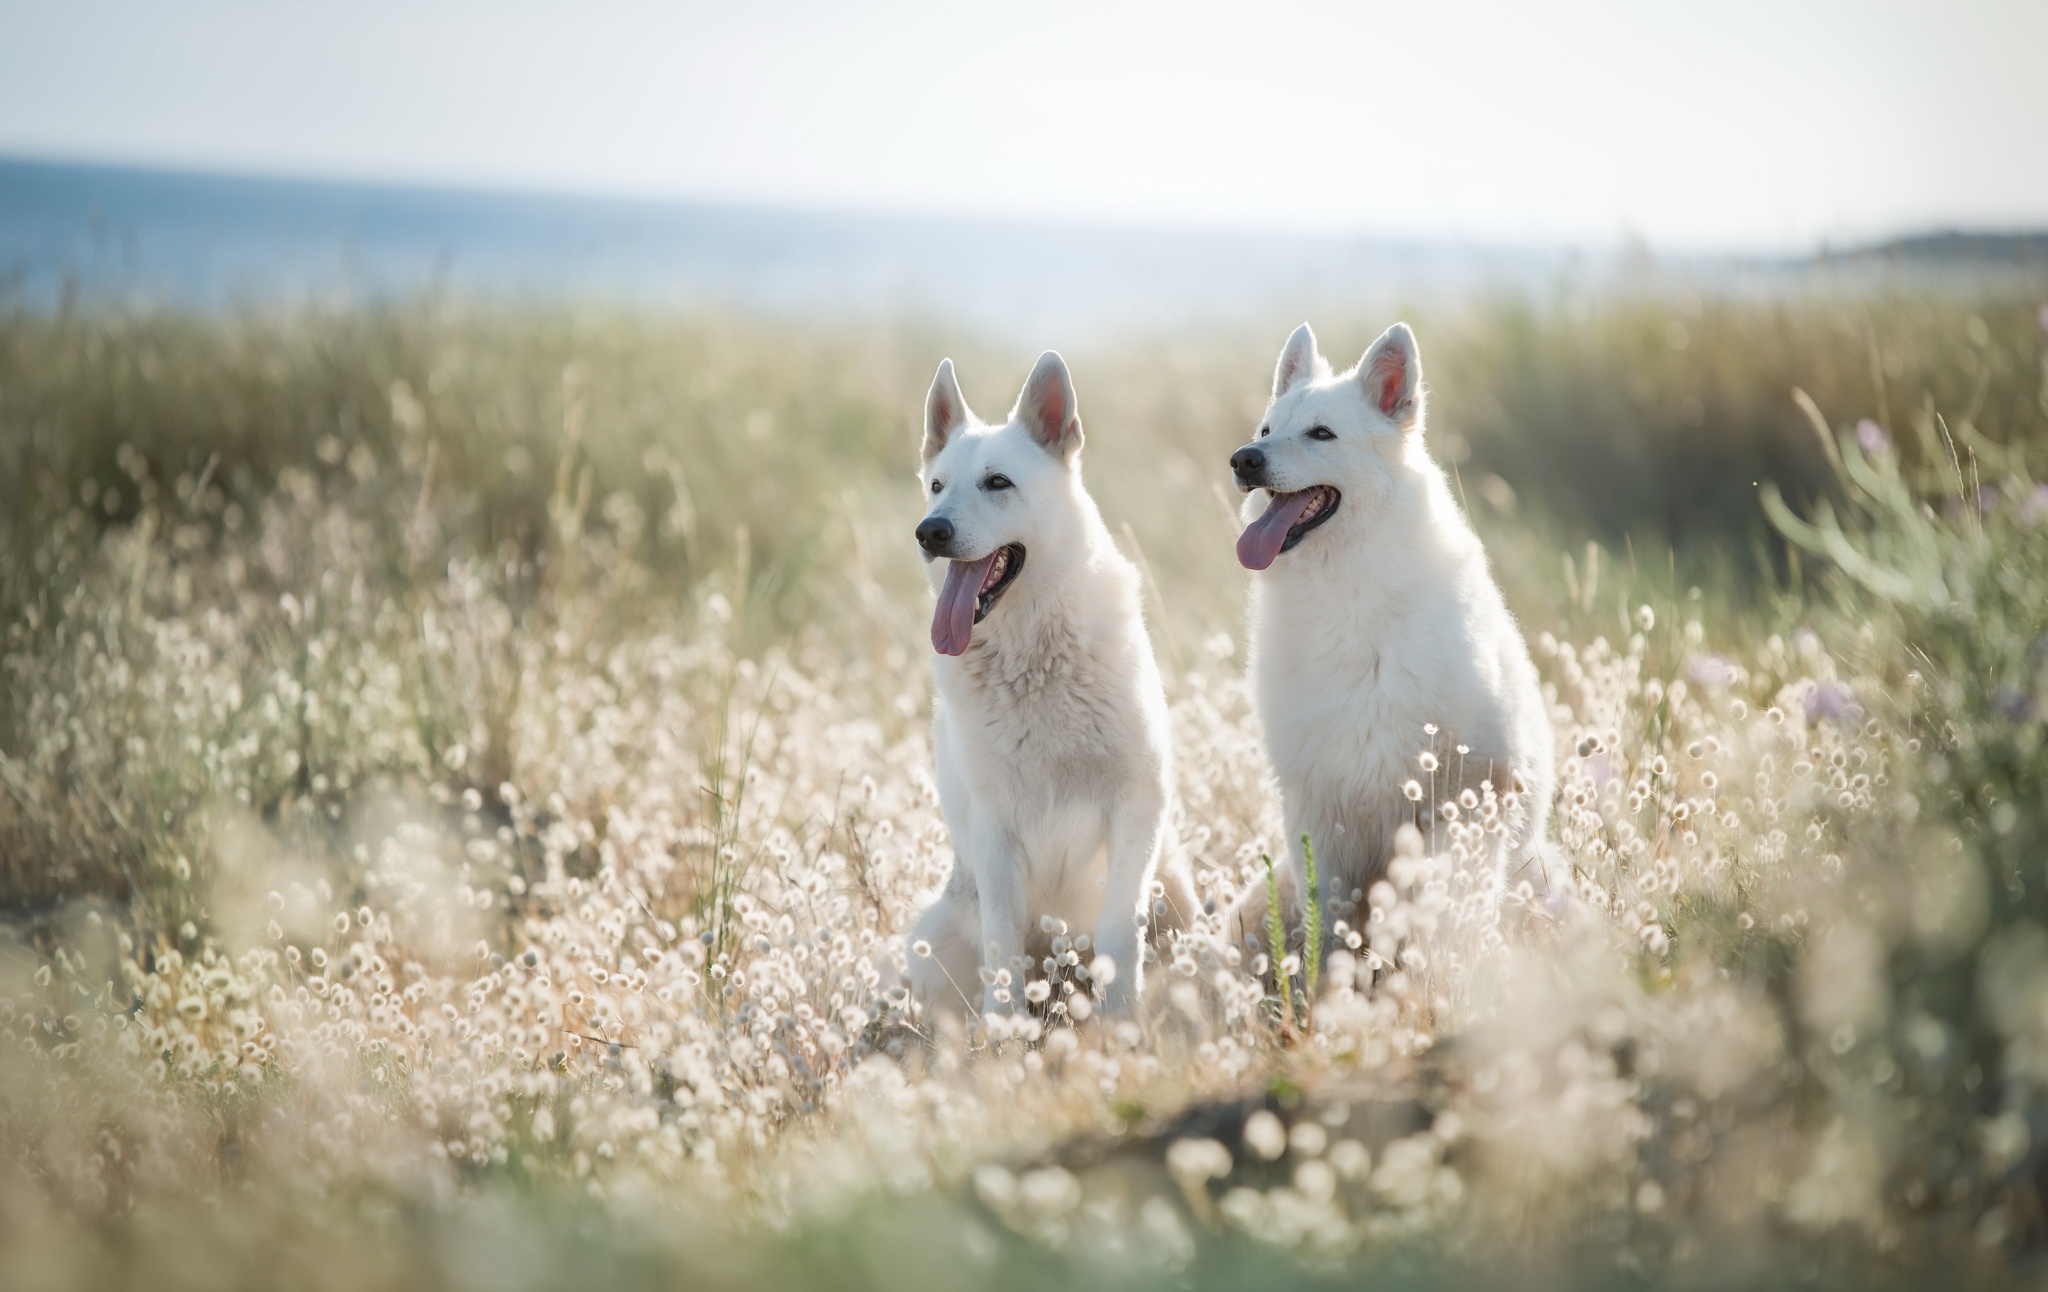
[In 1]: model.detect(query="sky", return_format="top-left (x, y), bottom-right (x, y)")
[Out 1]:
top-left (1, 0), bottom-right (2044, 251)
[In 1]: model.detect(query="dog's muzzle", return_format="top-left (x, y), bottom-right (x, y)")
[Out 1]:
top-left (1230, 445), bottom-right (1268, 491)
top-left (915, 515), bottom-right (955, 557)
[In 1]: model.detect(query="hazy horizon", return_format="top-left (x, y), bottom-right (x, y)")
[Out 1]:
top-left (0, 154), bottom-right (1635, 339)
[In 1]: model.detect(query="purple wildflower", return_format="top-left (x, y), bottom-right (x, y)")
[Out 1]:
top-left (2023, 484), bottom-right (2048, 525)
top-left (1993, 687), bottom-right (2036, 722)
top-left (1855, 419), bottom-right (1890, 454)
top-left (1586, 753), bottom-right (1618, 789)
top-left (1803, 681), bottom-right (1863, 724)
top-left (1686, 655), bottom-right (1742, 689)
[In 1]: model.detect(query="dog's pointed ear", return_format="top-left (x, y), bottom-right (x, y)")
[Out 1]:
top-left (1357, 322), bottom-right (1423, 429)
top-left (1015, 350), bottom-right (1083, 461)
top-left (1273, 322), bottom-right (1321, 398)
top-left (923, 358), bottom-right (972, 462)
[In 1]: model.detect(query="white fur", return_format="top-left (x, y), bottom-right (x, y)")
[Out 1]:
top-left (1230, 322), bottom-right (1555, 956)
top-left (907, 352), bottom-right (1195, 1020)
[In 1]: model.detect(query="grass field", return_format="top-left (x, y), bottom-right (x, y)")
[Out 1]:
top-left (2, 282), bottom-right (2047, 1289)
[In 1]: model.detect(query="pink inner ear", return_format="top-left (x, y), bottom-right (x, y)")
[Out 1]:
top-left (1368, 349), bottom-right (1406, 415)
top-left (928, 380), bottom-right (961, 437)
top-left (1034, 388), bottom-right (1070, 443)
top-left (1281, 348), bottom-right (1307, 390)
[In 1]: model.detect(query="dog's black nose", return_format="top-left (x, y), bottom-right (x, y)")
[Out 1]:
top-left (1231, 446), bottom-right (1266, 481)
top-left (915, 516), bottom-right (954, 555)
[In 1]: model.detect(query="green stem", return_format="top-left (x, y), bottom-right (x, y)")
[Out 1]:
top-left (1302, 833), bottom-right (1322, 1007)
top-left (1263, 852), bottom-right (1295, 1032)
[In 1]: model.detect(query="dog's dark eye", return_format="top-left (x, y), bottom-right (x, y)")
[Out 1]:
top-left (984, 474), bottom-right (1012, 491)
top-left (1308, 426), bottom-right (1336, 441)
top-left (930, 479), bottom-right (943, 494)
top-left (1258, 425), bottom-right (1271, 439)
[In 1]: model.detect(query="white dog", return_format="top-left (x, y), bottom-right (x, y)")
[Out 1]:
top-left (1228, 321), bottom-right (1554, 959)
top-left (906, 351), bottom-right (1195, 1021)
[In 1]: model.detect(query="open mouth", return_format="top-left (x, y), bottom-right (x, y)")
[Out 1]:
top-left (931, 543), bottom-right (1026, 656)
top-left (1236, 486), bottom-right (1341, 571)
top-left (972, 543), bottom-right (1025, 623)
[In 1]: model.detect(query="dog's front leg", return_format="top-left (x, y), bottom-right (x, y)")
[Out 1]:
top-left (1093, 791), bottom-right (1165, 1016)
top-left (971, 817), bottom-right (1029, 1018)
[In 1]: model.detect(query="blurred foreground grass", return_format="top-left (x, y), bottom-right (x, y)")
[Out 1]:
top-left (1, 283), bottom-right (2047, 1290)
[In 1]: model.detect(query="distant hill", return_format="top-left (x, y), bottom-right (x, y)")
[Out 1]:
top-left (1820, 230), bottom-right (2048, 266)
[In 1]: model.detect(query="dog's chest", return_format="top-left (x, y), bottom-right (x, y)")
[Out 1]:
top-left (951, 620), bottom-right (1134, 791)
top-left (1255, 586), bottom-right (1480, 788)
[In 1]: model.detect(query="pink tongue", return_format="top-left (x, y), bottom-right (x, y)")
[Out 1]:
top-left (1236, 491), bottom-right (1318, 571)
top-left (932, 553), bottom-right (998, 656)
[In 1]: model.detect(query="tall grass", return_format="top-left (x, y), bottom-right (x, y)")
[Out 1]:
top-left (1, 282), bottom-right (2046, 1290)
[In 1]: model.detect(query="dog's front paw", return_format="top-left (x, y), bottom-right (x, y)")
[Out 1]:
top-left (1098, 982), bottom-right (1141, 1018)
top-left (981, 983), bottom-right (1016, 1019)
top-left (1086, 947), bottom-right (1140, 1017)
